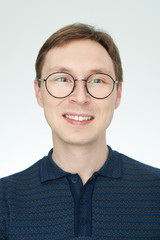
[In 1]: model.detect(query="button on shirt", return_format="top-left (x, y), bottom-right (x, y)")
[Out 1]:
top-left (0, 146), bottom-right (160, 239)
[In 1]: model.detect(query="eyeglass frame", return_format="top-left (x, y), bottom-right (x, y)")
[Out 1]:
top-left (38, 72), bottom-right (119, 100)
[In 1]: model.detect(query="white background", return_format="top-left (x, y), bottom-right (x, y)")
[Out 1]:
top-left (0, 0), bottom-right (160, 178)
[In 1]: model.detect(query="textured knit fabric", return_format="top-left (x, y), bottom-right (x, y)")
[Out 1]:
top-left (0, 146), bottom-right (160, 239)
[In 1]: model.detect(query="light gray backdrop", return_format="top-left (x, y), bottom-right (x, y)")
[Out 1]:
top-left (0, 0), bottom-right (160, 177)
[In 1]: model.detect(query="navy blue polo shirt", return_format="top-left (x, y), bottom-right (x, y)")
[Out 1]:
top-left (0, 146), bottom-right (160, 239)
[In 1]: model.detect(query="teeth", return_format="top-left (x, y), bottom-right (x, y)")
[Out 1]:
top-left (65, 115), bottom-right (92, 121)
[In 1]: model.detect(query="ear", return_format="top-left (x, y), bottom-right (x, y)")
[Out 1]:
top-left (115, 82), bottom-right (122, 109)
top-left (34, 79), bottom-right (44, 108)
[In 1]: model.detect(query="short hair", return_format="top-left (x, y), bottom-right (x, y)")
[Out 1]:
top-left (35, 23), bottom-right (123, 85)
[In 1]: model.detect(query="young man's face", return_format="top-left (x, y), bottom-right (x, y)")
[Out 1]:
top-left (35, 39), bottom-right (122, 146)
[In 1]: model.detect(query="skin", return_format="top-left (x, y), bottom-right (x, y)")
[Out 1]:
top-left (34, 39), bottom-right (122, 185)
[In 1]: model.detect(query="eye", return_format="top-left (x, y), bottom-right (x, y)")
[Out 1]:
top-left (56, 77), bottom-right (69, 82)
top-left (91, 79), bottom-right (103, 83)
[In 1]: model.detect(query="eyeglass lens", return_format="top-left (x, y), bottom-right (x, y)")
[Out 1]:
top-left (46, 72), bottom-right (115, 99)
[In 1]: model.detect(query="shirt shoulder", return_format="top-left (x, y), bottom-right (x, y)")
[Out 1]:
top-left (0, 154), bottom-right (50, 239)
top-left (115, 150), bottom-right (160, 183)
top-left (0, 156), bottom-right (46, 191)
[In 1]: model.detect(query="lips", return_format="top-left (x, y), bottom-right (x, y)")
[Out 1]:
top-left (65, 114), bottom-right (93, 121)
top-left (63, 113), bottom-right (94, 125)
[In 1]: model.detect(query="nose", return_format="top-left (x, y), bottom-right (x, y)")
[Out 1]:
top-left (69, 80), bottom-right (90, 105)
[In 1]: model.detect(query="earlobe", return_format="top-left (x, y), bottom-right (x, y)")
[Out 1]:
top-left (34, 79), bottom-right (44, 108)
top-left (115, 82), bottom-right (122, 109)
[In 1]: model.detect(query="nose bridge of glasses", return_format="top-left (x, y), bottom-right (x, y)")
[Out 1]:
top-left (72, 79), bottom-right (89, 97)
top-left (74, 78), bottom-right (87, 82)
top-left (74, 78), bottom-right (87, 88)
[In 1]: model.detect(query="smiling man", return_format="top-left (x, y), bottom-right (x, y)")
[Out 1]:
top-left (35, 38), bottom-right (121, 185)
top-left (0, 23), bottom-right (160, 239)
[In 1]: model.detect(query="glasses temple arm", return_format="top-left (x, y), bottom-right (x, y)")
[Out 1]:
top-left (38, 79), bottom-right (46, 82)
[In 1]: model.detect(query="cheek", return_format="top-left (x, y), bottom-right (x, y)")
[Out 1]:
top-left (41, 91), bottom-right (59, 110)
top-left (42, 105), bottom-right (59, 132)
top-left (99, 99), bottom-right (116, 125)
top-left (41, 96), bottom-right (65, 126)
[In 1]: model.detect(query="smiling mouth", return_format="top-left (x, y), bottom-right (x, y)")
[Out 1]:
top-left (63, 114), bottom-right (94, 123)
top-left (65, 114), bottom-right (93, 121)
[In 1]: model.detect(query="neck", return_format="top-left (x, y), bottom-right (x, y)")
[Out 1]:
top-left (52, 135), bottom-right (108, 185)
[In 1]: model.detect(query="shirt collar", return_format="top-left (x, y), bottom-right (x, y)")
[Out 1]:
top-left (40, 146), bottom-right (122, 183)
top-left (96, 146), bottom-right (122, 179)
top-left (40, 149), bottom-right (69, 183)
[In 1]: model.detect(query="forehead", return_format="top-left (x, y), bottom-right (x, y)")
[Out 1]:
top-left (41, 39), bottom-right (115, 78)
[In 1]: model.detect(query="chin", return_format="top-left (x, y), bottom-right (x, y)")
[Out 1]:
top-left (64, 136), bottom-right (92, 146)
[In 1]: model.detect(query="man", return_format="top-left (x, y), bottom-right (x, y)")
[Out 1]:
top-left (0, 23), bottom-right (160, 239)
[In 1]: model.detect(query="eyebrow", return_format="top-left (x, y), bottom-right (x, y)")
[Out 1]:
top-left (49, 67), bottom-right (74, 73)
top-left (46, 66), bottom-right (113, 77)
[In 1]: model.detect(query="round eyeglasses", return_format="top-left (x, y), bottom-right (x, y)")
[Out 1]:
top-left (38, 72), bottom-right (118, 99)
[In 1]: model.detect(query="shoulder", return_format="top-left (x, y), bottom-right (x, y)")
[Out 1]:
top-left (0, 154), bottom-right (48, 239)
top-left (112, 150), bottom-right (160, 184)
top-left (108, 146), bottom-right (160, 180)
top-left (108, 147), bottom-right (160, 198)
top-left (0, 155), bottom-right (49, 220)
top-left (0, 156), bottom-right (46, 191)
top-left (120, 151), bottom-right (160, 176)
top-left (109, 146), bottom-right (160, 177)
